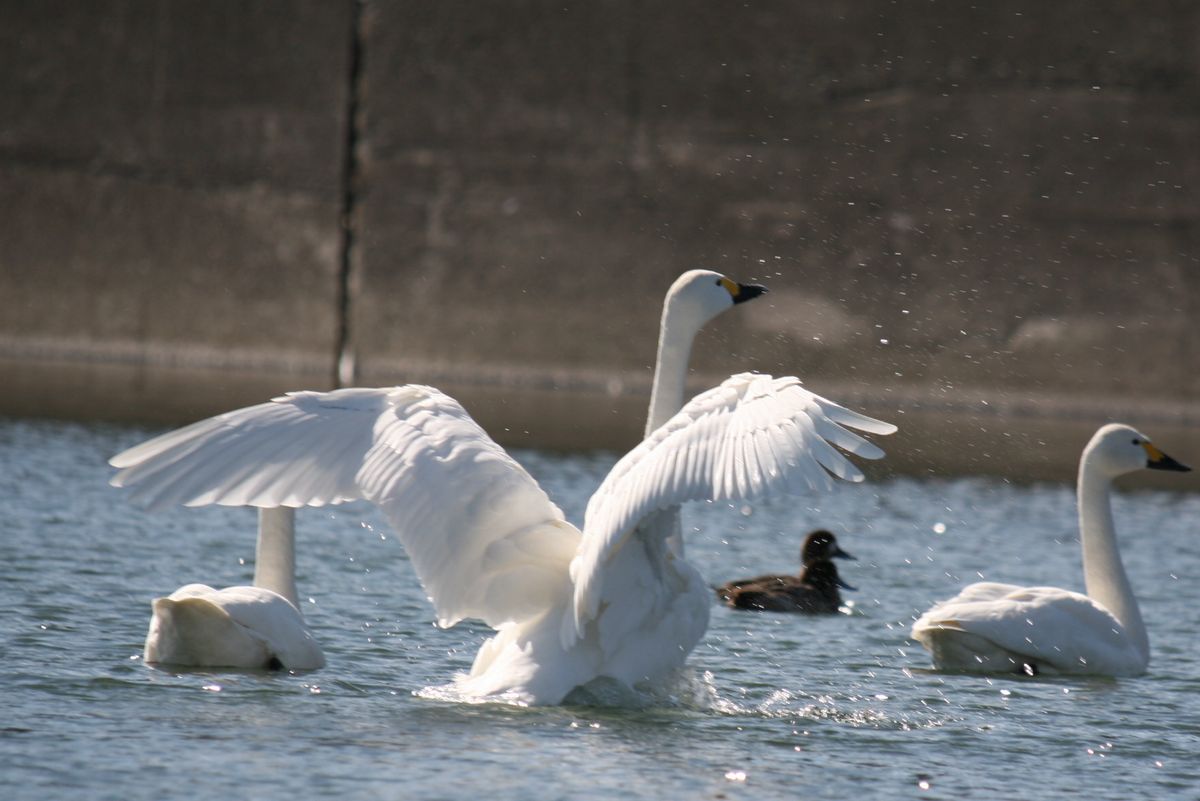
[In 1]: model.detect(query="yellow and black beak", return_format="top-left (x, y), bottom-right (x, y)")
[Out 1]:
top-left (719, 277), bottom-right (768, 305)
top-left (1143, 442), bottom-right (1192, 472)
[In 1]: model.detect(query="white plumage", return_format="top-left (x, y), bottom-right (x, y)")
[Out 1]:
top-left (112, 270), bottom-right (893, 703)
top-left (132, 507), bottom-right (325, 671)
top-left (143, 582), bottom-right (324, 671)
top-left (911, 424), bottom-right (1190, 677)
top-left (567, 373), bottom-right (891, 645)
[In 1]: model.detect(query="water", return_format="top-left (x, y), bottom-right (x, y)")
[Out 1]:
top-left (3, 417), bottom-right (1199, 799)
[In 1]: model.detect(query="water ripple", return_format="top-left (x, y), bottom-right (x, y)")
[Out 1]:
top-left (5, 420), bottom-right (1200, 800)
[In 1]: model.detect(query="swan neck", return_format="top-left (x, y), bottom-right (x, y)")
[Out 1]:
top-left (254, 507), bottom-right (300, 610)
top-left (645, 303), bottom-right (697, 436)
top-left (1077, 462), bottom-right (1148, 660)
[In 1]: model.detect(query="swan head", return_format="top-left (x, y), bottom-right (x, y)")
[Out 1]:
top-left (800, 529), bottom-right (856, 566)
top-left (663, 270), bottom-right (767, 333)
top-left (1083, 423), bottom-right (1191, 479)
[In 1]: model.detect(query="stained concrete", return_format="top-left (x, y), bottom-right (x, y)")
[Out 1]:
top-left (0, 0), bottom-right (352, 413)
top-left (1, 1), bottom-right (1198, 483)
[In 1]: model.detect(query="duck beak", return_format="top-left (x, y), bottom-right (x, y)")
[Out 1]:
top-left (732, 282), bottom-right (767, 305)
top-left (837, 577), bottom-right (857, 591)
top-left (1143, 443), bottom-right (1192, 472)
top-left (832, 544), bottom-right (857, 561)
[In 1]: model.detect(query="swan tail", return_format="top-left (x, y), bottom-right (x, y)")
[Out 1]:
top-left (460, 614), bottom-right (594, 706)
top-left (144, 597), bottom-right (272, 669)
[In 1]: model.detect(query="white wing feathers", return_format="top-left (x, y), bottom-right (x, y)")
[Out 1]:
top-left (112, 375), bottom-right (893, 648)
top-left (911, 585), bottom-right (1140, 674)
top-left (110, 386), bottom-right (580, 631)
top-left (567, 372), bottom-right (895, 643)
top-left (109, 387), bottom-right (390, 510)
top-left (357, 395), bottom-right (580, 630)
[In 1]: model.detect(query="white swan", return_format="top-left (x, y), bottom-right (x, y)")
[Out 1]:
top-left (111, 269), bottom-right (894, 704)
top-left (911, 423), bottom-right (1190, 677)
top-left (139, 507), bottom-right (325, 670)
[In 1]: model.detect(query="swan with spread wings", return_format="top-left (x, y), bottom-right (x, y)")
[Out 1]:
top-left (111, 270), bottom-right (894, 704)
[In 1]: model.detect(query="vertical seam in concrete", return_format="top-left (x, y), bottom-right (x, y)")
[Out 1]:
top-left (334, 0), bottom-right (366, 388)
top-left (625, 0), bottom-right (648, 181)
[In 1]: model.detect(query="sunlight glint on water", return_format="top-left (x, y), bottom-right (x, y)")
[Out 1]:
top-left (2, 418), bottom-right (1199, 799)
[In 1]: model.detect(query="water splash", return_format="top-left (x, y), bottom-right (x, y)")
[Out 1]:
top-left (413, 669), bottom-right (745, 712)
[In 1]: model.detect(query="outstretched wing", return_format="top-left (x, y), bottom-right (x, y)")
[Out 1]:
top-left (567, 372), bottom-right (895, 641)
top-left (110, 386), bottom-right (391, 510)
top-left (356, 390), bottom-right (580, 629)
top-left (111, 385), bottom-right (580, 631)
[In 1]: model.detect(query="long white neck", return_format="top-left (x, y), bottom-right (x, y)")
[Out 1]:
top-left (1077, 462), bottom-right (1148, 662)
top-left (254, 507), bottom-right (300, 610)
top-left (643, 297), bottom-right (703, 556)
top-left (645, 302), bottom-right (699, 436)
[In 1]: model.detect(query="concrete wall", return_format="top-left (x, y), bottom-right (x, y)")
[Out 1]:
top-left (2, 1), bottom-right (1198, 481)
top-left (0, 0), bottom-right (351, 421)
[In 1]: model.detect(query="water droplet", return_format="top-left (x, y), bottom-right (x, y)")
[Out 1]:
top-left (724, 770), bottom-right (748, 782)
top-left (932, 522), bottom-right (947, 534)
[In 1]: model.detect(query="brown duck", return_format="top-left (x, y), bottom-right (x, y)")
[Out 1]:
top-left (716, 529), bottom-right (856, 613)
top-left (720, 560), bottom-right (854, 613)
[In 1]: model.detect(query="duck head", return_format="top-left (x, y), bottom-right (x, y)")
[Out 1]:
top-left (801, 529), bottom-right (855, 566)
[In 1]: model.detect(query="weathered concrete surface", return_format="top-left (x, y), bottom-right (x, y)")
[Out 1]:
top-left (0, 0), bottom-right (351, 420)
top-left (1, 1), bottom-right (1198, 485)
top-left (353, 1), bottom-right (1200, 406)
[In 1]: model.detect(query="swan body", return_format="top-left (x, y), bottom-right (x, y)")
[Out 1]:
top-left (144, 583), bottom-right (324, 670)
top-left (140, 507), bottom-right (325, 671)
top-left (911, 424), bottom-right (1190, 677)
top-left (715, 528), bottom-right (854, 603)
top-left (112, 270), bottom-right (894, 703)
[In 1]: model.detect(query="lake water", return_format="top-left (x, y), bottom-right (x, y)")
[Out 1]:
top-left (3, 417), bottom-right (1199, 800)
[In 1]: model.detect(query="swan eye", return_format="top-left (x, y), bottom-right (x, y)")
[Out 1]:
top-left (1131, 438), bottom-right (1141, 445)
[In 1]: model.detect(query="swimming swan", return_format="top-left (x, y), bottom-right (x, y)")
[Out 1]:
top-left (911, 424), bottom-right (1190, 677)
top-left (110, 270), bottom-right (894, 704)
top-left (141, 507), bottom-right (325, 671)
top-left (715, 528), bottom-right (854, 604)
